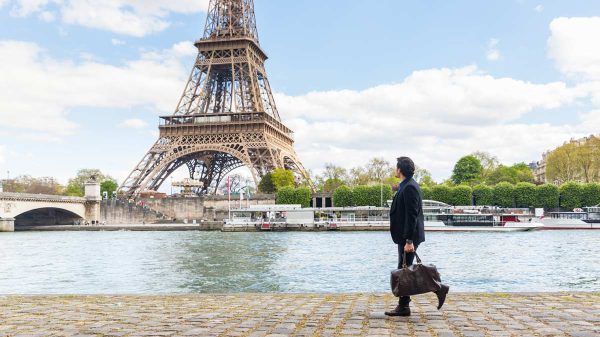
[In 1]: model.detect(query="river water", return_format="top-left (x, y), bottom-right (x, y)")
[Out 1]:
top-left (0, 231), bottom-right (598, 294)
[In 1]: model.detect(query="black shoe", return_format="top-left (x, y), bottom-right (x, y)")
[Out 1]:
top-left (384, 304), bottom-right (411, 317)
top-left (436, 284), bottom-right (450, 310)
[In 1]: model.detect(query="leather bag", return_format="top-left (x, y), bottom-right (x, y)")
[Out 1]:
top-left (391, 252), bottom-right (443, 297)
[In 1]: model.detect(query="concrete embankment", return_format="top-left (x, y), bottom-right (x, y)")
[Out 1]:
top-left (0, 293), bottom-right (598, 336)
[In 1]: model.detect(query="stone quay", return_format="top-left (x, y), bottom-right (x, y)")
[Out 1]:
top-left (0, 292), bottom-right (598, 336)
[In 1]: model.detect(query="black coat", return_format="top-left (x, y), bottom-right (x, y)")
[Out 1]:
top-left (390, 178), bottom-right (426, 246)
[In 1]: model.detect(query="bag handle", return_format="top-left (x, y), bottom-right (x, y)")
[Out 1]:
top-left (402, 251), bottom-right (422, 269)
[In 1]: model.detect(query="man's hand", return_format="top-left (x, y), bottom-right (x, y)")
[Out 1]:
top-left (404, 242), bottom-right (415, 253)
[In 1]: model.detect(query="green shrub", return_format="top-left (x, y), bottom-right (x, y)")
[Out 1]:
top-left (535, 184), bottom-right (560, 209)
top-left (514, 182), bottom-right (536, 208)
top-left (276, 186), bottom-right (296, 205)
top-left (369, 184), bottom-right (393, 207)
top-left (294, 187), bottom-right (312, 208)
top-left (421, 186), bottom-right (432, 200)
top-left (333, 185), bottom-right (354, 207)
top-left (493, 182), bottom-right (515, 207)
top-left (473, 184), bottom-right (493, 206)
top-left (430, 185), bottom-right (452, 205)
top-left (560, 182), bottom-right (583, 210)
top-left (258, 173), bottom-right (275, 194)
top-left (582, 183), bottom-right (600, 207)
top-left (353, 185), bottom-right (371, 206)
top-left (449, 185), bottom-right (473, 206)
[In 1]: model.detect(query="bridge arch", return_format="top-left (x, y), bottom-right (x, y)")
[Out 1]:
top-left (14, 207), bottom-right (84, 227)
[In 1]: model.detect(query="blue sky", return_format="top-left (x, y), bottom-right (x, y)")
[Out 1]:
top-left (1, 0), bottom-right (600, 187)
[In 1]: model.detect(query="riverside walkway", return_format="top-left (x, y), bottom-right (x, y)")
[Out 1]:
top-left (0, 293), bottom-right (598, 337)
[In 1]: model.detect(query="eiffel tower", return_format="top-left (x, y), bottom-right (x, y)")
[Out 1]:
top-left (119, 0), bottom-right (311, 197)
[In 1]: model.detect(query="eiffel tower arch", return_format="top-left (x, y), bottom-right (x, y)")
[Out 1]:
top-left (119, 0), bottom-right (312, 197)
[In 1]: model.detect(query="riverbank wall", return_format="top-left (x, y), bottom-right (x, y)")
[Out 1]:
top-left (100, 195), bottom-right (276, 225)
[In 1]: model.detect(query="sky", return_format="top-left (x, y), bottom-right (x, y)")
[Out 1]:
top-left (1, 0), bottom-right (600, 187)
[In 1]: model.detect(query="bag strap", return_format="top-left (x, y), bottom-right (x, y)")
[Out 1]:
top-left (402, 251), bottom-right (423, 269)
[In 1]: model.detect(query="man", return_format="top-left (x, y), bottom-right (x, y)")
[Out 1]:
top-left (385, 157), bottom-right (447, 316)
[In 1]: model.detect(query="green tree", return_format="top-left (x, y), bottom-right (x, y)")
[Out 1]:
top-left (353, 186), bottom-right (371, 206)
top-left (368, 184), bottom-right (393, 207)
top-left (546, 143), bottom-right (579, 184)
top-left (535, 184), bottom-right (560, 209)
top-left (512, 163), bottom-right (535, 184)
top-left (582, 183), bottom-right (600, 207)
top-left (258, 173), bottom-right (276, 194)
top-left (430, 185), bottom-right (452, 205)
top-left (451, 156), bottom-right (483, 185)
top-left (493, 182), bottom-right (515, 207)
top-left (472, 151), bottom-right (500, 181)
top-left (560, 182), bottom-right (583, 210)
top-left (473, 184), bottom-right (494, 206)
top-left (101, 180), bottom-right (118, 198)
top-left (449, 185), bottom-right (473, 206)
top-left (333, 185), bottom-right (354, 207)
top-left (294, 187), bottom-right (312, 208)
top-left (271, 169), bottom-right (295, 190)
top-left (514, 182), bottom-right (536, 208)
top-left (486, 165), bottom-right (518, 185)
top-left (276, 186), bottom-right (296, 205)
top-left (321, 178), bottom-right (345, 193)
top-left (421, 186), bottom-right (432, 200)
top-left (65, 169), bottom-right (114, 197)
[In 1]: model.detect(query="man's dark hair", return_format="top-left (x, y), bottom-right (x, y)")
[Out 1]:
top-left (397, 157), bottom-right (415, 178)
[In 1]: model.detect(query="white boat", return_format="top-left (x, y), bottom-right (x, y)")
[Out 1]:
top-left (538, 211), bottom-right (600, 230)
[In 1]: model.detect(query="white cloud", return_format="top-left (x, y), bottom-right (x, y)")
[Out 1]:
top-left (111, 38), bottom-right (126, 46)
top-left (38, 10), bottom-right (54, 22)
top-left (535, 5), bottom-right (544, 13)
top-left (120, 118), bottom-right (148, 129)
top-left (276, 66), bottom-right (588, 179)
top-left (0, 145), bottom-right (5, 163)
top-left (486, 38), bottom-right (501, 61)
top-left (0, 40), bottom-right (197, 138)
top-left (549, 17), bottom-right (600, 80)
top-left (6, 0), bottom-right (210, 36)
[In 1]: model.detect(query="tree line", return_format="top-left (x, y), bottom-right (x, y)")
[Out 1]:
top-left (545, 136), bottom-right (600, 184)
top-left (2, 169), bottom-right (118, 198)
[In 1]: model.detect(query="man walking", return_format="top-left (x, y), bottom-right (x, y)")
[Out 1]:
top-left (385, 157), bottom-right (447, 316)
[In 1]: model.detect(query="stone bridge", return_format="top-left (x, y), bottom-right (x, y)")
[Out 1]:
top-left (0, 183), bottom-right (101, 232)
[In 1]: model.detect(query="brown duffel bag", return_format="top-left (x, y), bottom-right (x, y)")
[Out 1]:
top-left (391, 252), bottom-right (443, 297)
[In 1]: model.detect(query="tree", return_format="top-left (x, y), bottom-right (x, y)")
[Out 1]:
top-left (421, 186), bottom-right (432, 200)
top-left (546, 143), bottom-right (579, 184)
top-left (451, 156), bottom-right (483, 185)
top-left (582, 183), bottom-right (600, 207)
top-left (514, 182), bottom-right (536, 208)
top-left (353, 186), bottom-right (372, 206)
top-left (365, 158), bottom-right (394, 184)
top-left (101, 180), bottom-right (118, 198)
top-left (512, 163), bottom-right (535, 184)
top-left (349, 167), bottom-right (370, 186)
top-left (65, 169), bottom-right (114, 197)
top-left (535, 184), bottom-right (560, 209)
top-left (258, 173), bottom-right (276, 194)
top-left (449, 185), bottom-right (473, 206)
top-left (486, 165), bottom-right (518, 185)
top-left (472, 151), bottom-right (500, 180)
top-left (473, 184), bottom-right (494, 206)
top-left (276, 186), bottom-right (296, 205)
top-left (271, 169), bottom-right (295, 191)
top-left (560, 182), bottom-right (583, 210)
top-left (430, 185), bottom-right (452, 205)
top-left (3, 175), bottom-right (63, 195)
top-left (493, 182), bottom-right (515, 207)
top-left (321, 178), bottom-right (345, 193)
top-left (333, 186), bottom-right (354, 207)
top-left (369, 184), bottom-right (392, 207)
top-left (294, 187), bottom-right (312, 208)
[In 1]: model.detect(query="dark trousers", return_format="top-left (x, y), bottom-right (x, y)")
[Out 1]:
top-left (397, 244), bottom-right (418, 306)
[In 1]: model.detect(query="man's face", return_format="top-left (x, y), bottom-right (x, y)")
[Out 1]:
top-left (395, 167), bottom-right (404, 180)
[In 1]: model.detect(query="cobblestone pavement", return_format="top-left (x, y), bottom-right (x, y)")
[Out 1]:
top-left (0, 293), bottom-right (598, 337)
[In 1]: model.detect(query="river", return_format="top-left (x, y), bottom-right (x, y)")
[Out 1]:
top-left (0, 231), bottom-right (598, 294)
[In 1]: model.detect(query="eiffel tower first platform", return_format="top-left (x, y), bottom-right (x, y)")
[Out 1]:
top-left (119, 0), bottom-right (311, 197)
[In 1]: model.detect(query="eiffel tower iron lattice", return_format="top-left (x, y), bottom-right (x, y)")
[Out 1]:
top-left (119, 0), bottom-right (312, 197)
